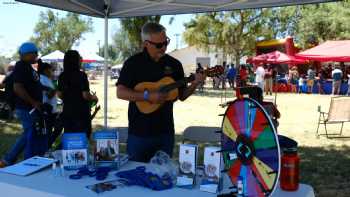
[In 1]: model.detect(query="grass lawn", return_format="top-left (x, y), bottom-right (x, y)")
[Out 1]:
top-left (1, 79), bottom-right (350, 196)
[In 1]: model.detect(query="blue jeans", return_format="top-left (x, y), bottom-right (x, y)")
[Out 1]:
top-left (127, 133), bottom-right (174, 162)
top-left (3, 109), bottom-right (35, 165)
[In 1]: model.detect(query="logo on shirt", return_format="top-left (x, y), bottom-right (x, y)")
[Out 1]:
top-left (164, 66), bottom-right (173, 75)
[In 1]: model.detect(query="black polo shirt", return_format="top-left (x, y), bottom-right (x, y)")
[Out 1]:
top-left (116, 49), bottom-right (185, 137)
top-left (13, 60), bottom-right (42, 110)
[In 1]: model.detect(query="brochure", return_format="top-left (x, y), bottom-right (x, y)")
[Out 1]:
top-left (0, 156), bottom-right (55, 176)
top-left (176, 144), bottom-right (198, 189)
top-left (93, 129), bottom-right (119, 167)
top-left (86, 179), bottom-right (130, 194)
top-left (200, 146), bottom-right (221, 193)
top-left (62, 133), bottom-right (88, 170)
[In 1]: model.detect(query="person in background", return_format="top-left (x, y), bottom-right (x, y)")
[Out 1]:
top-left (289, 66), bottom-right (299, 93)
top-left (38, 60), bottom-right (57, 115)
top-left (227, 63), bottom-right (236, 88)
top-left (238, 64), bottom-right (248, 87)
top-left (0, 42), bottom-right (42, 167)
top-left (0, 66), bottom-right (14, 89)
top-left (196, 63), bottom-right (205, 93)
top-left (220, 61), bottom-right (228, 89)
top-left (57, 50), bottom-right (98, 139)
top-left (264, 64), bottom-right (273, 95)
top-left (316, 67), bottom-right (326, 94)
top-left (37, 60), bottom-right (63, 149)
top-left (307, 66), bottom-right (316, 94)
top-left (255, 64), bottom-right (265, 92)
top-left (332, 64), bottom-right (343, 95)
top-left (298, 75), bottom-right (305, 94)
top-left (0, 66), bottom-right (15, 111)
top-left (248, 66), bottom-right (255, 84)
top-left (347, 74), bottom-right (350, 96)
top-left (346, 66), bottom-right (350, 96)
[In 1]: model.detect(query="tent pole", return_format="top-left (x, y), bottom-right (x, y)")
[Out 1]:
top-left (103, 14), bottom-right (108, 128)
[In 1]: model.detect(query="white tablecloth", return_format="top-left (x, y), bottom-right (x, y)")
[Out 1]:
top-left (0, 162), bottom-right (315, 197)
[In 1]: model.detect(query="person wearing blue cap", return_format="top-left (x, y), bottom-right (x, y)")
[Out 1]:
top-left (0, 42), bottom-right (43, 167)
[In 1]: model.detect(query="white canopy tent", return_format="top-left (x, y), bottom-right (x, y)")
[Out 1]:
top-left (112, 63), bottom-right (123, 69)
top-left (16, 0), bottom-right (337, 127)
top-left (79, 51), bottom-right (105, 63)
top-left (41, 50), bottom-right (64, 62)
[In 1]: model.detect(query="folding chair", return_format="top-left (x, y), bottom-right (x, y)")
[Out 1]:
top-left (182, 126), bottom-right (221, 144)
top-left (316, 96), bottom-right (350, 138)
top-left (115, 127), bottom-right (128, 143)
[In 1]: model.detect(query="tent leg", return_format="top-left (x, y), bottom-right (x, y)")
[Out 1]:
top-left (103, 14), bottom-right (109, 128)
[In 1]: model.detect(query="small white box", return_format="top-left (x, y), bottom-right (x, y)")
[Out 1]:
top-left (176, 144), bottom-right (198, 188)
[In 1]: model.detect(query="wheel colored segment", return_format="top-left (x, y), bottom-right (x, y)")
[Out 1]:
top-left (222, 116), bottom-right (238, 141)
top-left (252, 156), bottom-right (277, 190)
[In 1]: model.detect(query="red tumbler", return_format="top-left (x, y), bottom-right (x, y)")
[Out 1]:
top-left (280, 147), bottom-right (300, 191)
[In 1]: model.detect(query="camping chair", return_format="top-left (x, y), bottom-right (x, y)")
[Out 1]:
top-left (316, 96), bottom-right (350, 138)
top-left (182, 126), bottom-right (221, 144)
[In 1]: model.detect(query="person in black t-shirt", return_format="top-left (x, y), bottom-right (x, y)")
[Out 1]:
top-left (57, 50), bottom-right (98, 138)
top-left (0, 42), bottom-right (43, 168)
top-left (116, 22), bottom-right (205, 162)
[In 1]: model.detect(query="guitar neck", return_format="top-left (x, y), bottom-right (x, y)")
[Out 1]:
top-left (159, 75), bottom-right (195, 93)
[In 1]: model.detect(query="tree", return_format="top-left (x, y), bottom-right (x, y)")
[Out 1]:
top-left (183, 10), bottom-right (273, 66)
top-left (111, 16), bottom-right (161, 61)
top-left (0, 56), bottom-right (9, 74)
top-left (30, 10), bottom-right (93, 55)
top-left (98, 44), bottom-right (118, 63)
top-left (111, 27), bottom-right (139, 62)
top-left (266, 1), bottom-right (350, 48)
top-left (120, 16), bottom-right (161, 49)
top-left (294, 1), bottom-right (350, 48)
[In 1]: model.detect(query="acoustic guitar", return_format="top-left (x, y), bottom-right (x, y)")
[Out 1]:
top-left (135, 65), bottom-right (224, 114)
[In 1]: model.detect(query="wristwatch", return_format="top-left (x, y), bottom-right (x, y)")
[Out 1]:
top-left (143, 90), bottom-right (149, 101)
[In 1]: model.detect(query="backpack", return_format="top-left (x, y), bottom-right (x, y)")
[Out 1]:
top-left (0, 90), bottom-right (12, 119)
top-left (4, 72), bottom-right (15, 110)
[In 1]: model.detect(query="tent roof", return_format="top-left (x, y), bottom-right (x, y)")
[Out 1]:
top-left (41, 50), bottom-right (64, 62)
top-left (248, 50), bottom-right (306, 64)
top-left (16, 0), bottom-right (337, 18)
top-left (80, 51), bottom-right (105, 63)
top-left (296, 40), bottom-right (350, 62)
top-left (112, 64), bottom-right (123, 69)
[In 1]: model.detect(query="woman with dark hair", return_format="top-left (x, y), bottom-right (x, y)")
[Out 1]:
top-left (57, 50), bottom-right (98, 138)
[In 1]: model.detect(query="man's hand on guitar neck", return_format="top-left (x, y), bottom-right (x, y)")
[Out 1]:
top-left (179, 72), bottom-right (206, 101)
top-left (148, 91), bottom-right (167, 104)
top-left (192, 72), bottom-right (206, 86)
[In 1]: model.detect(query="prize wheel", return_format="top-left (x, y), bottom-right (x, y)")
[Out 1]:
top-left (221, 98), bottom-right (280, 197)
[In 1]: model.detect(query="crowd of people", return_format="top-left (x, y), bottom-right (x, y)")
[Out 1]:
top-left (0, 43), bottom-right (98, 167)
top-left (205, 61), bottom-right (350, 96)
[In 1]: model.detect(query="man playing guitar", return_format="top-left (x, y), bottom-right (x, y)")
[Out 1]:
top-left (116, 22), bottom-right (205, 162)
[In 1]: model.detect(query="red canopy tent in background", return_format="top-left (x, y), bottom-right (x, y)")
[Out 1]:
top-left (247, 50), bottom-right (306, 65)
top-left (296, 40), bottom-right (350, 62)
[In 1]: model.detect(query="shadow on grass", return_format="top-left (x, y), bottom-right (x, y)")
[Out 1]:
top-left (0, 121), bottom-right (22, 160)
top-left (299, 145), bottom-right (350, 197)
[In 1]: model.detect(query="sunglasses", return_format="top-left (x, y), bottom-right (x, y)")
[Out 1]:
top-left (146, 37), bottom-right (170, 49)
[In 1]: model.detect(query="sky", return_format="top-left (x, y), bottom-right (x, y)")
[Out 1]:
top-left (0, 0), bottom-right (193, 58)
